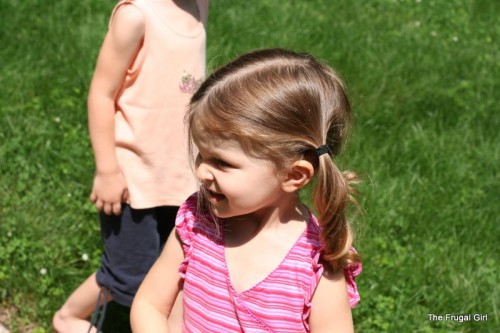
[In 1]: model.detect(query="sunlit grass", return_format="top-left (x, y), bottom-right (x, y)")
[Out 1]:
top-left (1, 0), bottom-right (498, 331)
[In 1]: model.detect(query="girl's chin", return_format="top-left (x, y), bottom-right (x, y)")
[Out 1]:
top-left (211, 207), bottom-right (232, 219)
top-left (210, 203), bottom-right (241, 219)
top-left (211, 206), bottom-right (256, 220)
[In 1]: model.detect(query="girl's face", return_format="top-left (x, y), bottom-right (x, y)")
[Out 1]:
top-left (195, 139), bottom-right (286, 219)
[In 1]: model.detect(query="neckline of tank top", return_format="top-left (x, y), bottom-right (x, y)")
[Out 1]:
top-left (149, 0), bottom-right (205, 38)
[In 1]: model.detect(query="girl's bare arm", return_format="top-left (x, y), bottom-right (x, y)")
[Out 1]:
top-left (309, 268), bottom-right (354, 333)
top-left (131, 229), bottom-right (185, 332)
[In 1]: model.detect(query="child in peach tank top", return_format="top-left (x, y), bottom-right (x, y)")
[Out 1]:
top-left (53, 1), bottom-right (209, 332)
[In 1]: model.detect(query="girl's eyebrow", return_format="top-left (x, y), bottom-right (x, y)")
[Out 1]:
top-left (211, 149), bottom-right (241, 165)
top-left (198, 147), bottom-right (229, 161)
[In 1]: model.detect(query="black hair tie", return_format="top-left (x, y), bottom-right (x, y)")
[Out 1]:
top-left (315, 144), bottom-right (331, 157)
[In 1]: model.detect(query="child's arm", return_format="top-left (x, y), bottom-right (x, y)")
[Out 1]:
top-left (130, 229), bottom-right (185, 332)
top-left (309, 268), bottom-right (354, 333)
top-left (88, 5), bottom-right (145, 215)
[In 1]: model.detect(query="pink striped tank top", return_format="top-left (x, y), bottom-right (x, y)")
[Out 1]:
top-left (176, 194), bottom-right (361, 332)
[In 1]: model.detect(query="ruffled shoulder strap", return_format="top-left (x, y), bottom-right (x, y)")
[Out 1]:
top-left (344, 254), bottom-right (362, 308)
top-left (175, 193), bottom-right (199, 277)
top-left (309, 213), bottom-right (362, 308)
top-left (309, 248), bottom-right (362, 308)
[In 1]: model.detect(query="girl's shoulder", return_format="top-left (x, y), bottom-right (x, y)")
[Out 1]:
top-left (302, 208), bottom-right (323, 248)
top-left (177, 192), bottom-right (199, 216)
top-left (176, 193), bottom-right (221, 244)
top-left (302, 208), bottom-right (362, 308)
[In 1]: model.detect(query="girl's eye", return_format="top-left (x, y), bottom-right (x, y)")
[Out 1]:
top-left (215, 159), bottom-right (231, 168)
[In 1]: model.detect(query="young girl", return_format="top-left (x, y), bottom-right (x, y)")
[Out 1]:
top-left (53, 0), bottom-right (209, 332)
top-left (131, 48), bottom-right (362, 332)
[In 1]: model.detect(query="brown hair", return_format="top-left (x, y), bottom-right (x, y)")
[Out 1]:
top-left (187, 48), bottom-right (360, 271)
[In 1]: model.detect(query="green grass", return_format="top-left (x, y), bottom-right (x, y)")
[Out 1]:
top-left (1, 0), bottom-right (498, 332)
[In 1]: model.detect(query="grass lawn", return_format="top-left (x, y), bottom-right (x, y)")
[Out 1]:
top-left (1, 0), bottom-right (498, 332)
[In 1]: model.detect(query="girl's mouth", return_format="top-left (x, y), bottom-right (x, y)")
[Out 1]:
top-left (203, 187), bottom-right (226, 203)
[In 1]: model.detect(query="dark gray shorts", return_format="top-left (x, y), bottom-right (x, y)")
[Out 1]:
top-left (95, 204), bottom-right (179, 307)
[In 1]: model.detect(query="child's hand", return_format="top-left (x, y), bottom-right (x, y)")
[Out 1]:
top-left (90, 170), bottom-right (129, 215)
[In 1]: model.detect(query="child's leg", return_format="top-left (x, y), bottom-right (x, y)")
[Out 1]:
top-left (53, 273), bottom-right (111, 333)
top-left (95, 205), bottom-right (173, 307)
top-left (54, 205), bottom-right (178, 332)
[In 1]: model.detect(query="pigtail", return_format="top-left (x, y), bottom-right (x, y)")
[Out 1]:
top-left (313, 155), bottom-right (360, 272)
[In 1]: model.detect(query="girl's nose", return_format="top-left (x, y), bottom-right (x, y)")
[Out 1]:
top-left (196, 162), bottom-right (214, 183)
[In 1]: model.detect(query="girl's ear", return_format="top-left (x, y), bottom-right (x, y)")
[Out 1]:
top-left (281, 160), bottom-right (315, 193)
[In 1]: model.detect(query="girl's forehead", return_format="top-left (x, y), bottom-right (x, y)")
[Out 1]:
top-left (194, 137), bottom-right (242, 153)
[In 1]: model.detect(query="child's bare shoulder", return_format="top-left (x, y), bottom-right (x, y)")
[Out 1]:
top-left (111, 2), bottom-right (145, 34)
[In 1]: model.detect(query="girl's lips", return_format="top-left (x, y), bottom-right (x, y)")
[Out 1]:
top-left (203, 188), bottom-right (226, 203)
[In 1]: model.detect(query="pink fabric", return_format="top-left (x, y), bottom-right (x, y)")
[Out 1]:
top-left (111, 0), bottom-right (208, 208)
top-left (176, 194), bottom-right (361, 332)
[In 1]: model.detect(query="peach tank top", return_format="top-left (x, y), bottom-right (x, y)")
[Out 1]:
top-left (111, 0), bottom-right (208, 208)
